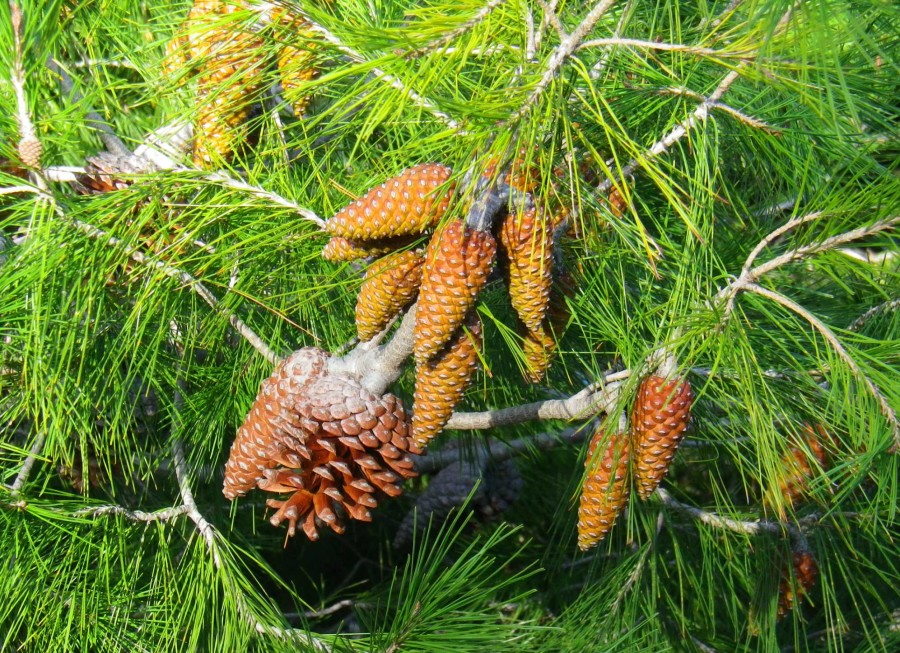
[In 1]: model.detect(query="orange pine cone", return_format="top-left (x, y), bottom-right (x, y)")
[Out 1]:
top-left (272, 7), bottom-right (318, 116)
top-left (186, 0), bottom-right (266, 167)
top-left (412, 311), bottom-right (482, 448)
top-left (414, 220), bottom-right (496, 363)
top-left (223, 348), bottom-right (331, 498)
top-left (499, 206), bottom-right (554, 332)
top-left (356, 249), bottom-right (425, 341)
top-left (321, 236), bottom-right (401, 262)
top-left (768, 423), bottom-right (832, 519)
top-left (325, 164), bottom-right (454, 240)
top-left (519, 269), bottom-right (572, 383)
top-left (777, 550), bottom-right (818, 619)
top-left (631, 375), bottom-right (692, 500)
top-left (577, 429), bottom-right (631, 550)
top-left (483, 147), bottom-right (541, 192)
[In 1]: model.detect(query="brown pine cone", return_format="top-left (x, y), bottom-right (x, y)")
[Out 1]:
top-left (768, 423), bottom-right (832, 519)
top-left (412, 310), bottom-right (482, 448)
top-left (631, 375), bottom-right (692, 500)
top-left (414, 220), bottom-right (496, 363)
top-left (356, 249), bottom-right (424, 341)
top-left (322, 236), bottom-right (401, 262)
top-left (577, 429), bottom-right (631, 550)
top-left (499, 206), bottom-right (554, 333)
top-left (187, 0), bottom-right (265, 167)
top-left (777, 549), bottom-right (818, 619)
top-left (223, 347), bottom-right (331, 499)
top-left (272, 8), bottom-right (318, 117)
top-left (74, 152), bottom-right (155, 195)
top-left (325, 164), bottom-right (454, 240)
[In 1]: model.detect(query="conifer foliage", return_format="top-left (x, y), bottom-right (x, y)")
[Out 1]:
top-left (1, 0), bottom-right (899, 651)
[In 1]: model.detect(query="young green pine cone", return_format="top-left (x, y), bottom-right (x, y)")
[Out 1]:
top-left (187, 0), bottom-right (265, 167)
top-left (326, 164), bottom-right (454, 240)
top-left (577, 429), bottom-right (631, 550)
top-left (412, 310), bottom-right (482, 448)
top-left (777, 549), bottom-right (818, 619)
top-left (631, 375), bottom-right (692, 500)
top-left (356, 249), bottom-right (424, 341)
top-left (500, 206), bottom-right (554, 333)
top-left (414, 220), bottom-right (496, 363)
top-left (272, 8), bottom-right (318, 117)
top-left (321, 235), bottom-right (407, 262)
top-left (223, 347), bottom-right (331, 499)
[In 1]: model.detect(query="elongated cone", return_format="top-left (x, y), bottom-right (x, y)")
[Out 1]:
top-left (272, 8), bottom-right (318, 116)
top-left (223, 348), bottom-right (330, 498)
top-left (520, 268), bottom-right (573, 383)
top-left (415, 220), bottom-right (496, 362)
top-left (577, 429), bottom-right (631, 550)
top-left (412, 311), bottom-right (482, 448)
top-left (326, 164), bottom-right (454, 240)
top-left (500, 206), bottom-right (554, 333)
top-left (768, 423), bottom-right (832, 519)
top-left (356, 250), bottom-right (424, 341)
top-left (777, 550), bottom-right (818, 619)
top-left (322, 236), bottom-right (401, 262)
top-left (187, 0), bottom-right (265, 167)
top-left (631, 375), bottom-right (692, 500)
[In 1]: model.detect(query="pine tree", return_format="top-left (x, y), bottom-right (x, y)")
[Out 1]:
top-left (2, 1), bottom-right (899, 651)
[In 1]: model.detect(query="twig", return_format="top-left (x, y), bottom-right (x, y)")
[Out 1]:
top-left (588, 0), bottom-right (633, 80)
top-left (8, 432), bottom-right (46, 494)
top-left (532, 0), bottom-right (561, 55)
top-left (9, 2), bottom-right (46, 190)
top-left (75, 503), bottom-right (189, 522)
top-left (509, 0), bottom-right (618, 122)
top-left (537, 0), bottom-right (568, 41)
top-left (741, 283), bottom-right (900, 450)
top-left (200, 171), bottom-right (325, 228)
top-left (656, 487), bottom-right (789, 536)
top-left (577, 38), bottom-right (743, 59)
top-left (847, 298), bottom-right (900, 332)
top-left (698, 0), bottom-right (745, 30)
top-left (402, 0), bottom-right (507, 57)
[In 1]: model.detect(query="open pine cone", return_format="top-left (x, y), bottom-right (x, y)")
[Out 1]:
top-left (223, 348), bottom-right (421, 540)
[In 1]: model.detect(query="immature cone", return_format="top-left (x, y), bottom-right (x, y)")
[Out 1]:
top-left (520, 269), bottom-right (573, 383)
top-left (223, 348), bottom-right (421, 541)
top-left (322, 236), bottom-right (401, 262)
top-left (499, 206), bottom-right (554, 333)
top-left (272, 8), bottom-right (318, 116)
top-left (631, 375), bottom-right (693, 500)
top-left (577, 429), bottom-right (631, 550)
top-left (186, 0), bottom-right (265, 167)
top-left (356, 249), bottom-right (424, 341)
top-left (17, 137), bottom-right (42, 169)
top-left (326, 164), bottom-right (454, 241)
top-left (768, 423), bottom-right (832, 519)
top-left (412, 310), bottom-right (482, 448)
top-left (414, 220), bottom-right (496, 362)
top-left (777, 549), bottom-right (819, 619)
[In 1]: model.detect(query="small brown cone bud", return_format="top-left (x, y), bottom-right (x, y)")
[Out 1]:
top-left (631, 375), bottom-right (692, 500)
top-left (777, 550), bottom-right (818, 619)
top-left (322, 236), bottom-right (399, 262)
top-left (272, 8), bottom-right (318, 116)
top-left (577, 429), bottom-right (631, 550)
top-left (356, 249), bottom-right (424, 341)
top-left (499, 206), bottom-right (554, 333)
top-left (223, 348), bottom-right (331, 499)
top-left (18, 137), bottom-right (42, 169)
top-left (325, 164), bottom-right (454, 240)
top-left (414, 220), bottom-right (496, 362)
top-left (412, 311), bottom-right (482, 448)
top-left (187, 0), bottom-right (265, 167)
top-left (767, 423), bottom-right (832, 519)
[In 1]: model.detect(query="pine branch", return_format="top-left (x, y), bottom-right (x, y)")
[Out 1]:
top-left (402, 0), bottom-right (508, 57)
top-left (847, 298), bottom-right (900, 332)
top-left (6, 432), bottom-right (46, 496)
top-left (75, 503), bottom-right (190, 522)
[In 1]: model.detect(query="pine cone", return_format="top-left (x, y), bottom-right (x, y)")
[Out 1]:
top-left (499, 206), bottom-right (554, 333)
top-left (631, 375), bottom-right (692, 500)
top-left (321, 236), bottom-right (403, 262)
top-left (412, 310), bottom-right (482, 448)
top-left (162, 32), bottom-right (191, 80)
top-left (777, 549), bottom-right (818, 619)
top-left (577, 429), bottom-right (631, 550)
top-left (223, 347), bottom-right (331, 498)
top-left (272, 8), bottom-right (318, 116)
top-left (17, 137), bottom-right (42, 169)
top-left (414, 220), bottom-right (496, 362)
top-left (519, 268), bottom-right (572, 383)
top-left (187, 0), bottom-right (265, 167)
top-left (768, 423), bottom-right (832, 519)
top-left (325, 164), bottom-right (454, 240)
top-left (483, 147), bottom-right (541, 192)
top-left (356, 249), bottom-right (424, 341)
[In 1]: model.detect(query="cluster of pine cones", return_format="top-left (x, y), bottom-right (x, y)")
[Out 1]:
top-left (577, 374), bottom-right (693, 550)
top-left (322, 159), bottom-right (571, 449)
top-left (164, 0), bottom-right (319, 167)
